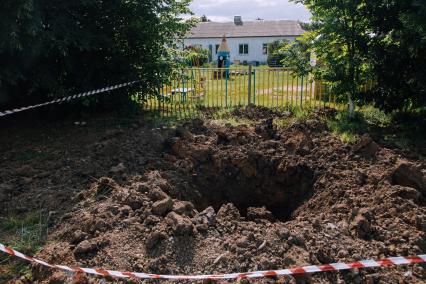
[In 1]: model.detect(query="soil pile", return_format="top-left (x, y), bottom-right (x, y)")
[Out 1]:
top-left (0, 112), bottom-right (425, 284)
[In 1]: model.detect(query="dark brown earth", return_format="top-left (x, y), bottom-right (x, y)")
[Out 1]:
top-left (0, 109), bottom-right (425, 284)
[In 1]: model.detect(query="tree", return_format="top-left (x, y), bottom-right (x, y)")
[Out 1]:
top-left (200, 15), bottom-right (211, 22)
top-left (183, 45), bottom-right (209, 67)
top-left (294, 0), bottom-right (371, 116)
top-left (0, 0), bottom-right (194, 111)
top-left (267, 40), bottom-right (290, 67)
top-left (279, 36), bottom-right (313, 77)
top-left (296, 0), bottom-right (426, 114)
top-left (364, 0), bottom-right (426, 112)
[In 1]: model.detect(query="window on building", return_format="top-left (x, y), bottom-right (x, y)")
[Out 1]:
top-left (215, 44), bottom-right (220, 54)
top-left (263, 43), bottom-right (268, 55)
top-left (208, 45), bottom-right (213, 61)
top-left (239, 44), bottom-right (249, 55)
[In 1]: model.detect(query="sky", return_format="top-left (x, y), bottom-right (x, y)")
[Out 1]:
top-left (188, 0), bottom-right (311, 22)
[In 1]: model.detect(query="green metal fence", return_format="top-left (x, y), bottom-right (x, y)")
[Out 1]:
top-left (142, 67), bottom-right (338, 117)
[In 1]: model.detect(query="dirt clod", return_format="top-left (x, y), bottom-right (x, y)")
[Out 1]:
top-left (165, 212), bottom-right (194, 235)
top-left (152, 196), bottom-right (173, 216)
top-left (353, 134), bottom-right (379, 158)
top-left (74, 240), bottom-right (97, 255)
top-left (351, 214), bottom-right (372, 240)
top-left (70, 230), bottom-right (89, 245)
top-left (145, 231), bottom-right (167, 250)
top-left (246, 207), bottom-right (275, 222)
top-left (392, 161), bottom-right (426, 194)
top-left (172, 200), bottom-right (196, 217)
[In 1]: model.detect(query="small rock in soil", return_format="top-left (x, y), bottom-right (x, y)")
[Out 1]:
top-left (152, 196), bottom-right (173, 216)
top-left (217, 203), bottom-right (241, 221)
top-left (70, 230), bottom-right (89, 245)
top-left (172, 200), bottom-right (196, 216)
top-left (165, 212), bottom-right (194, 235)
top-left (246, 207), bottom-right (275, 222)
top-left (148, 187), bottom-right (169, 201)
top-left (145, 231), bottom-right (167, 250)
top-left (353, 134), bottom-right (379, 158)
top-left (351, 214), bottom-right (372, 240)
top-left (392, 161), bottom-right (426, 194)
top-left (109, 163), bottom-right (126, 174)
top-left (195, 206), bottom-right (216, 227)
top-left (74, 240), bottom-right (97, 255)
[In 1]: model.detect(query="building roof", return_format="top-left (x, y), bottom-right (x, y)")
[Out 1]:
top-left (187, 20), bottom-right (304, 39)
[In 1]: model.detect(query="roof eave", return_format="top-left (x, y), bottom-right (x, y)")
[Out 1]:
top-left (186, 34), bottom-right (304, 39)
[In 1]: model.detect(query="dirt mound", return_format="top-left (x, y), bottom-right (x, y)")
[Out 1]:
top-left (1, 116), bottom-right (425, 283)
top-left (231, 104), bottom-right (291, 120)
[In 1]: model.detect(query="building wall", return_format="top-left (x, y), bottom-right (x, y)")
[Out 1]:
top-left (184, 36), bottom-right (297, 64)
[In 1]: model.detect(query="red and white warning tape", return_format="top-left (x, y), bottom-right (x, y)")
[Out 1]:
top-left (0, 81), bottom-right (138, 118)
top-left (1, 243), bottom-right (425, 280)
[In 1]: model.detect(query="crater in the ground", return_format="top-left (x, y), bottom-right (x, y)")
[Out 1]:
top-left (190, 157), bottom-right (315, 221)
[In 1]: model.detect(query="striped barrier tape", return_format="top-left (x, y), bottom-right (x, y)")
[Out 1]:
top-left (1, 243), bottom-right (425, 280)
top-left (0, 81), bottom-right (139, 118)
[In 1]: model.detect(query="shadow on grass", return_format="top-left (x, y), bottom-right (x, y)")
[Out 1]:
top-left (327, 107), bottom-right (426, 156)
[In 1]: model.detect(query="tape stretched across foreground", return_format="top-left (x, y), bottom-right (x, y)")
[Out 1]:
top-left (1, 244), bottom-right (425, 281)
top-left (0, 81), bottom-right (139, 118)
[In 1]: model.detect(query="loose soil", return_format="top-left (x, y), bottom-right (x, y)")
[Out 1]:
top-left (0, 108), bottom-right (425, 284)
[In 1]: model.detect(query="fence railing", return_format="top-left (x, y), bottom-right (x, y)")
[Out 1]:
top-left (141, 67), bottom-right (344, 117)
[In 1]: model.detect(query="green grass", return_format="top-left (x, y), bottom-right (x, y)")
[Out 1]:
top-left (327, 110), bottom-right (371, 144)
top-left (339, 131), bottom-right (359, 143)
top-left (326, 106), bottom-right (426, 154)
top-left (144, 68), bottom-right (335, 114)
top-left (0, 212), bottom-right (49, 281)
top-left (359, 105), bottom-right (392, 127)
top-left (1, 212), bottom-right (48, 254)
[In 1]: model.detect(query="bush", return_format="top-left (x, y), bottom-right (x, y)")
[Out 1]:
top-left (0, 0), bottom-right (193, 112)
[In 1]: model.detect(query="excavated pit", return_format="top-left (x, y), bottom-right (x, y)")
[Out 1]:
top-left (166, 120), bottom-right (317, 221)
top-left (167, 120), bottom-right (315, 220)
top-left (191, 164), bottom-right (315, 221)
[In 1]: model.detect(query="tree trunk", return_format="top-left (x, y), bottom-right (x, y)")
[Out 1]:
top-left (348, 93), bottom-right (355, 118)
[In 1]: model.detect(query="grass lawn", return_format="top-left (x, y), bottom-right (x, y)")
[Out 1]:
top-left (143, 67), bottom-right (337, 115)
top-left (0, 212), bottom-right (49, 281)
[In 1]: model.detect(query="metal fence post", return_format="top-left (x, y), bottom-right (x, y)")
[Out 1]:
top-left (248, 65), bottom-right (252, 105)
top-left (225, 68), bottom-right (229, 107)
top-left (300, 75), bottom-right (304, 108)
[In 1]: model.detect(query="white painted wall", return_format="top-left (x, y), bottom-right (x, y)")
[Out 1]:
top-left (184, 36), bottom-right (297, 64)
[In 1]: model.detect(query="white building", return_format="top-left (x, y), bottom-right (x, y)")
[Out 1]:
top-left (184, 16), bottom-right (304, 65)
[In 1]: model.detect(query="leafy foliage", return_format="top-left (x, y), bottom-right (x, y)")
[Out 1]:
top-left (183, 45), bottom-right (210, 67)
top-left (296, 0), bottom-right (426, 114)
top-left (279, 36), bottom-right (313, 76)
top-left (267, 40), bottom-right (290, 67)
top-left (0, 0), bottom-right (194, 110)
top-left (295, 0), bottom-right (371, 115)
top-left (363, 0), bottom-right (426, 112)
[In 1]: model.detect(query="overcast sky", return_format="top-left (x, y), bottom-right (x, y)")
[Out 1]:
top-left (188, 0), bottom-right (311, 22)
